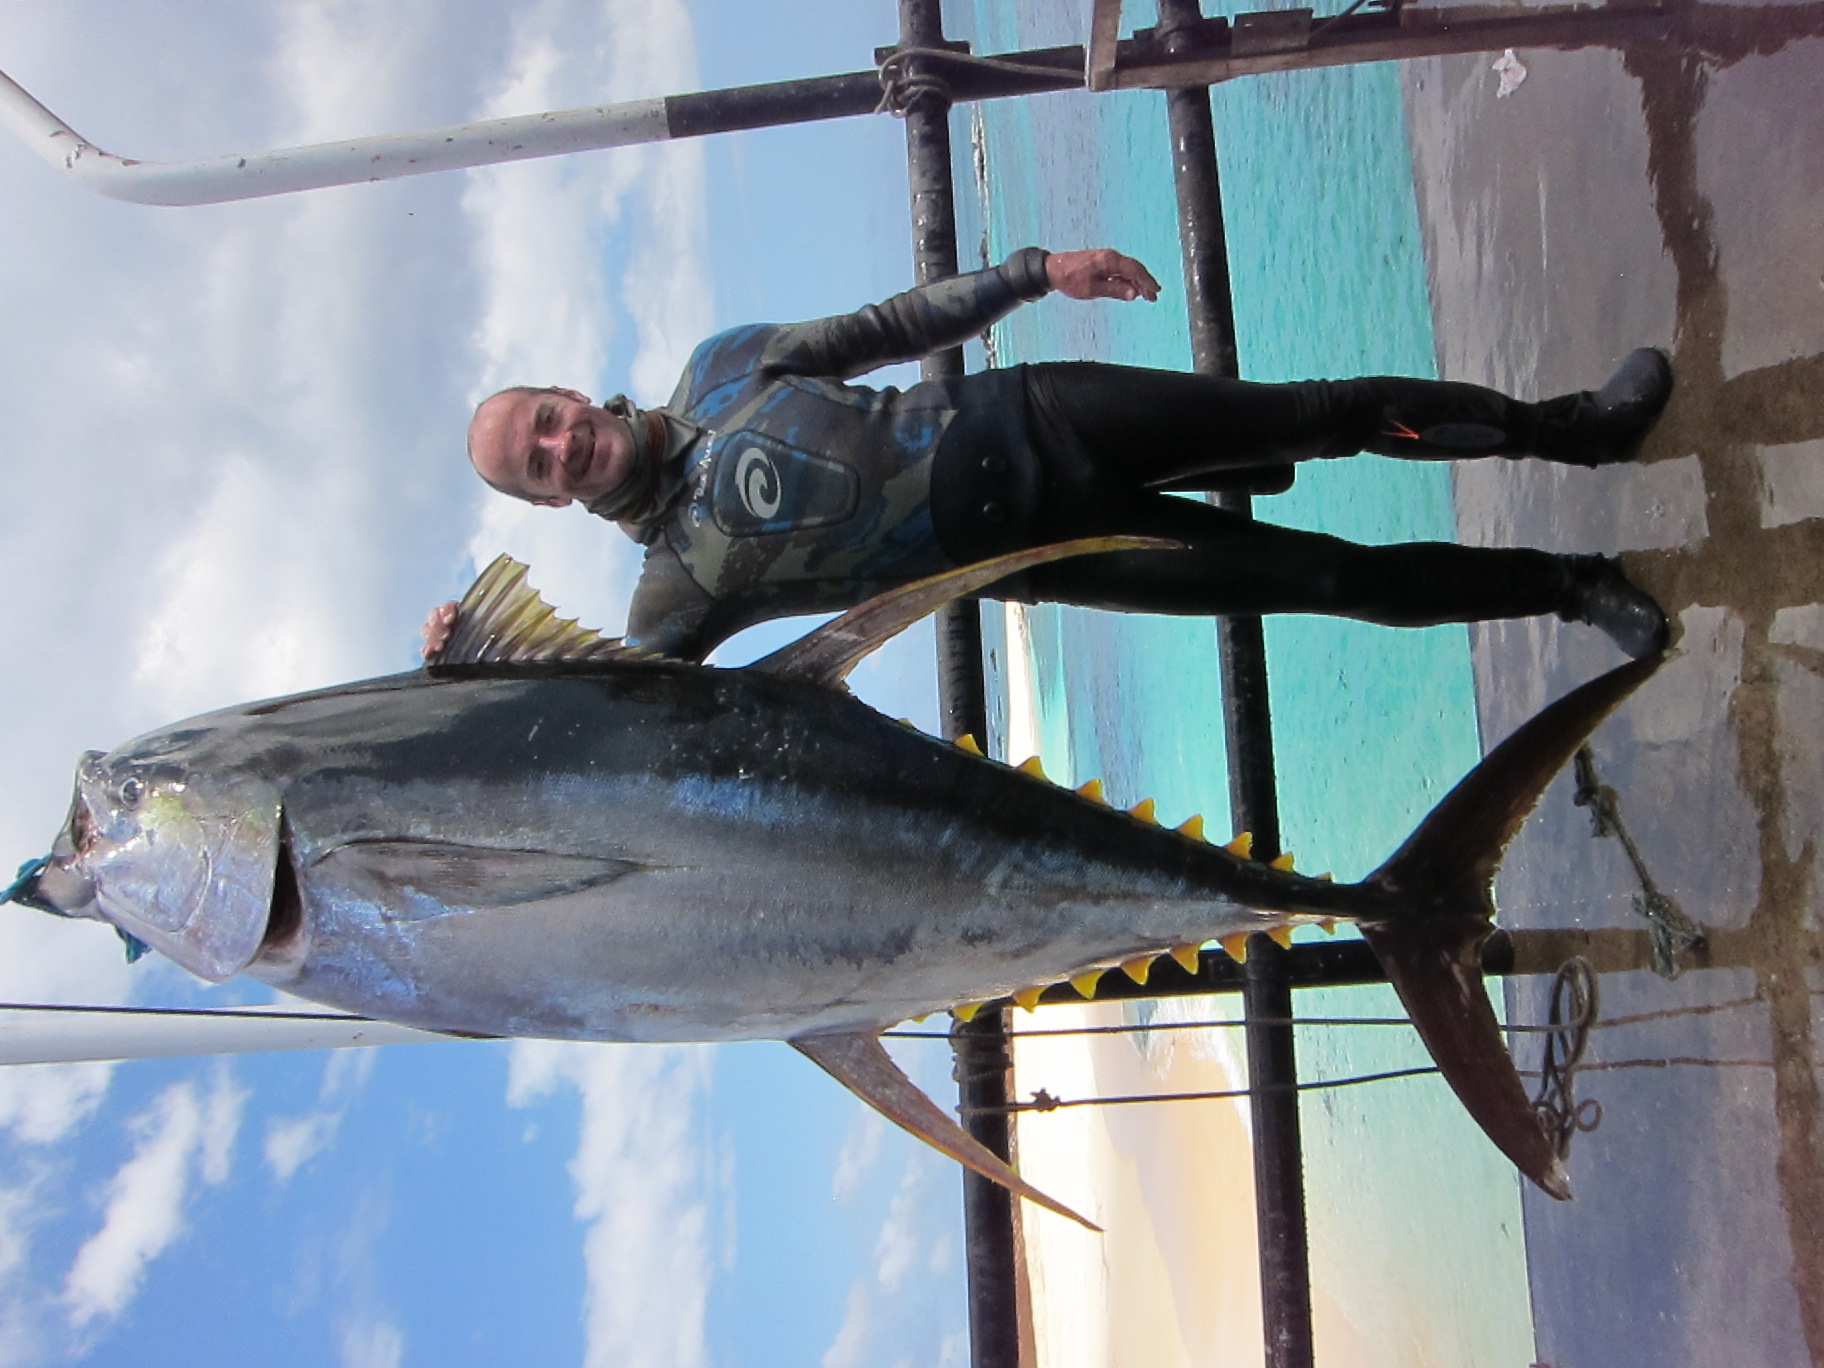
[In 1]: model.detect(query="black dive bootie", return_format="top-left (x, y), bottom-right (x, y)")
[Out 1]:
top-left (1529, 348), bottom-right (1674, 467)
top-left (1558, 555), bottom-right (1670, 660)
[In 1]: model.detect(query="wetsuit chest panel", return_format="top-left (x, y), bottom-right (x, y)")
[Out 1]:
top-left (708, 431), bottom-right (860, 537)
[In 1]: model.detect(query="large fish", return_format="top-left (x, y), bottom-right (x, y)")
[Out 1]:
top-left (17, 542), bottom-right (1658, 1228)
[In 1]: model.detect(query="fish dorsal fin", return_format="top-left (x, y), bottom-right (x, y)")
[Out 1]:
top-left (431, 555), bottom-right (639, 668)
top-left (751, 537), bottom-right (1176, 688)
top-left (791, 1031), bottom-right (1099, 1231)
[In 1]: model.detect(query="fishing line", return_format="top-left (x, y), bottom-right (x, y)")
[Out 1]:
top-left (958, 1054), bottom-right (1772, 1117)
top-left (963, 1066), bottom-right (1441, 1116)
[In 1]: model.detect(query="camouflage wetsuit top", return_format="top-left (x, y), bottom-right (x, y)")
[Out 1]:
top-left (615, 249), bottom-right (1052, 661)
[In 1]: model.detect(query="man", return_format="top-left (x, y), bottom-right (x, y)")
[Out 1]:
top-left (438, 247), bottom-right (1671, 663)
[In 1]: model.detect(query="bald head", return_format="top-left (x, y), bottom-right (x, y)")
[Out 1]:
top-left (467, 386), bottom-right (637, 507)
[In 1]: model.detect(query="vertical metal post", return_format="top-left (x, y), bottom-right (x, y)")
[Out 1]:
top-left (895, 5), bottom-right (1023, 1368)
top-left (896, 0), bottom-right (986, 750)
top-left (1155, 2), bottom-right (1315, 1366)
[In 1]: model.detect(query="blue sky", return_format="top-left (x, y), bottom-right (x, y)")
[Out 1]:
top-left (0, 2), bottom-right (972, 1363)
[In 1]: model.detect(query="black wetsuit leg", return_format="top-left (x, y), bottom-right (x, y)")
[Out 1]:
top-left (1028, 360), bottom-right (1546, 481)
top-left (1009, 493), bottom-right (1568, 625)
top-left (931, 363), bottom-right (1572, 627)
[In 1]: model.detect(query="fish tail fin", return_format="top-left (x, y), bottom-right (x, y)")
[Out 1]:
top-left (1359, 655), bottom-right (1661, 1200)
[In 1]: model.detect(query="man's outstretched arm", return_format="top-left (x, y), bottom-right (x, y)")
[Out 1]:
top-left (759, 247), bottom-right (1159, 382)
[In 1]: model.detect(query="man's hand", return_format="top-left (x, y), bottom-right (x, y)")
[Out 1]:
top-left (1045, 248), bottom-right (1160, 303)
top-left (421, 601), bottom-right (458, 661)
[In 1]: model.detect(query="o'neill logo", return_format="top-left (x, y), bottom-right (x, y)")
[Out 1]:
top-left (735, 447), bottom-right (781, 519)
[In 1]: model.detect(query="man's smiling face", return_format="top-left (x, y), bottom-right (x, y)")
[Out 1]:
top-left (467, 387), bottom-right (636, 507)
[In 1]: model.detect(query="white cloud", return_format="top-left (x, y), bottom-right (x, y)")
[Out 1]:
top-left (0, 1063), bottom-right (115, 1150)
top-left (507, 1040), bottom-right (718, 1368)
top-left (0, 1181), bottom-right (41, 1287)
top-left (263, 1112), bottom-right (342, 1185)
top-left (62, 1067), bottom-right (244, 1329)
top-left (339, 1316), bottom-right (406, 1368)
top-left (831, 1107), bottom-right (886, 1201)
top-left (264, 1047), bottom-right (376, 1183)
top-left (821, 1282), bottom-right (872, 1368)
top-left (872, 1163), bottom-right (927, 1294)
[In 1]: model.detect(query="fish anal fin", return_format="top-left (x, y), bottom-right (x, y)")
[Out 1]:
top-left (751, 538), bottom-right (1176, 688)
top-left (791, 1032), bottom-right (1099, 1231)
top-left (431, 555), bottom-right (638, 668)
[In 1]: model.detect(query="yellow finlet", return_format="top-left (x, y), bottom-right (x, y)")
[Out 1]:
top-left (1018, 755), bottom-right (1047, 780)
top-left (952, 1001), bottom-right (983, 1023)
top-left (1168, 942), bottom-right (1203, 974)
top-left (1225, 832), bottom-right (1253, 859)
top-left (1075, 777), bottom-right (1106, 803)
top-left (1127, 798), bottom-right (1158, 824)
top-left (954, 734), bottom-right (982, 755)
top-left (1317, 918), bottom-right (1337, 935)
top-left (1069, 969), bottom-right (1105, 1000)
top-left (1316, 872), bottom-right (1334, 883)
top-left (1175, 813), bottom-right (1205, 840)
top-left (1218, 933), bottom-right (1251, 963)
top-left (1119, 955), bottom-right (1154, 985)
top-left (1267, 925), bottom-right (1295, 949)
top-left (1012, 985), bottom-right (1045, 1011)
top-left (1269, 851), bottom-right (1296, 872)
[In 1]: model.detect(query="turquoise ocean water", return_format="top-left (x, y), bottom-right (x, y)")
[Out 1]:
top-left (951, 2), bottom-right (1537, 1361)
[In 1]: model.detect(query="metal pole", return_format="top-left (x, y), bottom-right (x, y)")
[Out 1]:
top-left (893, 7), bottom-right (1024, 1365)
top-left (1155, 2), bottom-right (1314, 1365)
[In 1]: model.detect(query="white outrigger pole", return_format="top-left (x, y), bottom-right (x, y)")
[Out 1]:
top-left (0, 66), bottom-right (673, 206)
top-left (0, 1003), bottom-right (453, 1066)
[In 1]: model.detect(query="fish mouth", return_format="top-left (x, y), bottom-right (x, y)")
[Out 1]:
top-left (25, 773), bottom-right (101, 916)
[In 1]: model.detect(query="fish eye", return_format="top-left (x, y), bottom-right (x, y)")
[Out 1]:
top-left (117, 776), bottom-right (145, 808)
